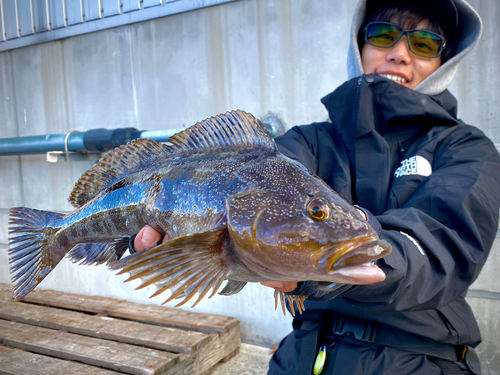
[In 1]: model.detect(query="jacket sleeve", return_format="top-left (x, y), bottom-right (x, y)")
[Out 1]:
top-left (341, 125), bottom-right (500, 312)
top-left (274, 125), bottom-right (320, 173)
top-left (279, 124), bottom-right (500, 312)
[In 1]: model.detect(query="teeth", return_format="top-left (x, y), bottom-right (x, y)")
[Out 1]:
top-left (379, 74), bottom-right (407, 84)
top-left (362, 261), bottom-right (375, 266)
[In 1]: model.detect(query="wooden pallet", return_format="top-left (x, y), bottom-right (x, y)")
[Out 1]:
top-left (0, 284), bottom-right (240, 375)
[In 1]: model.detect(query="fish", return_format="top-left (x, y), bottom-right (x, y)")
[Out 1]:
top-left (8, 110), bottom-right (391, 316)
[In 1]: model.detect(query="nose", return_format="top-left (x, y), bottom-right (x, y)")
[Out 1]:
top-left (386, 36), bottom-right (411, 64)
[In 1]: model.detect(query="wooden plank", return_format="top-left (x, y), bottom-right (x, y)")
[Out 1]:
top-left (0, 284), bottom-right (241, 375)
top-left (14, 287), bottom-right (239, 334)
top-left (0, 301), bottom-right (209, 354)
top-left (0, 345), bottom-right (121, 375)
top-left (102, 302), bottom-right (239, 334)
top-left (220, 346), bottom-right (241, 363)
top-left (0, 284), bottom-right (13, 302)
top-left (162, 323), bottom-right (241, 375)
top-left (0, 320), bottom-right (179, 375)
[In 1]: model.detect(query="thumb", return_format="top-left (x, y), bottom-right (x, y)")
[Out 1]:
top-left (134, 226), bottom-right (163, 251)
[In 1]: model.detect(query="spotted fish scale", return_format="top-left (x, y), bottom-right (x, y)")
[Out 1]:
top-left (8, 110), bottom-right (391, 315)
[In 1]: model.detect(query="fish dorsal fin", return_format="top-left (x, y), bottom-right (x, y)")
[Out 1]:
top-left (68, 110), bottom-right (273, 208)
top-left (68, 138), bottom-right (171, 207)
top-left (167, 110), bottom-right (277, 153)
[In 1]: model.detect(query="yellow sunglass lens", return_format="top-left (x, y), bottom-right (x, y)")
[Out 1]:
top-left (409, 32), bottom-right (442, 57)
top-left (367, 25), bottom-right (400, 47)
top-left (365, 23), bottom-right (444, 58)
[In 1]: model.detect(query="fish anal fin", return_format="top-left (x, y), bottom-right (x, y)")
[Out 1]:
top-left (110, 228), bottom-right (230, 307)
top-left (68, 139), bottom-right (171, 208)
top-left (68, 236), bottom-right (130, 266)
top-left (114, 236), bottom-right (132, 260)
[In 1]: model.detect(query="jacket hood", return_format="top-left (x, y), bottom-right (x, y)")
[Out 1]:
top-left (346, 0), bottom-right (482, 95)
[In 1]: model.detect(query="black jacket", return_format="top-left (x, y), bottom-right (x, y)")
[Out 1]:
top-left (275, 74), bottom-right (500, 347)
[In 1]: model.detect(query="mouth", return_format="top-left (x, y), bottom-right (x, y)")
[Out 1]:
top-left (332, 238), bottom-right (392, 269)
top-left (378, 73), bottom-right (409, 85)
top-left (321, 238), bottom-right (392, 284)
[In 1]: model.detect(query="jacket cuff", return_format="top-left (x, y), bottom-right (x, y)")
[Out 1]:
top-left (128, 234), bottom-right (138, 255)
top-left (286, 281), bottom-right (355, 300)
top-left (285, 281), bottom-right (320, 296)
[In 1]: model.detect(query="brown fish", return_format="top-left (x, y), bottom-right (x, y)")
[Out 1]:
top-left (8, 110), bottom-right (391, 315)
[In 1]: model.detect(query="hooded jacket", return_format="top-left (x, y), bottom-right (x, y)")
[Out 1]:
top-left (347, 0), bottom-right (483, 95)
top-left (273, 0), bottom-right (500, 349)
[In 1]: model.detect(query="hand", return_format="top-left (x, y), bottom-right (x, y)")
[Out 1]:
top-left (133, 225), bottom-right (171, 251)
top-left (260, 281), bottom-right (298, 293)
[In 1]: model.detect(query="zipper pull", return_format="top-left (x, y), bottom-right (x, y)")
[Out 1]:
top-left (313, 344), bottom-right (327, 375)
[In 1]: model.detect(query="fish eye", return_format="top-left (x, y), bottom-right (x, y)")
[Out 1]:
top-left (307, 198), bottom-right (331, 221)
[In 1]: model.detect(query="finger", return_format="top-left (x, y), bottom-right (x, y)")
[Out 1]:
top-left (261, 282), bottom-right (284, 289)
top-left (261, 281), bottom-right (298, 293)
top-left (161, 233), bottom-right (172, 244)
top-left (134, 226), bottom-right (163, 251)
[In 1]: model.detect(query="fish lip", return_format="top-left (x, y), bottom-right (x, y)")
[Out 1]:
top-left (324, 237), bottom-right (392, 273)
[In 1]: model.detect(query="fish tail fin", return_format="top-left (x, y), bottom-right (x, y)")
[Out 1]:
top-left (8, 207), bottom-right (65, 300)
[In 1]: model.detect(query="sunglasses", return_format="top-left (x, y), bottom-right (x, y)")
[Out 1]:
top-left (364, 22), bottom-right (447, 58)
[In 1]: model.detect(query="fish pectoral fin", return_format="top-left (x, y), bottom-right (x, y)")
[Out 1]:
top-left (110, 228), bottom-right (230, 308)
top-left (68, 236), bottom-right (130, 266)
top-left (218, 280), bottom-right (247, 296)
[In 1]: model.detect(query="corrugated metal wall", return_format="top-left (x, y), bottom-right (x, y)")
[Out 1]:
top-left (0, 0), bottom-right (238, 50)
top-left (0, 0), bottom-right (499, 372)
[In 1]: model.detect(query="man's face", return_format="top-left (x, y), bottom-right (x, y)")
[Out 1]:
top-left (361, 19), bottom-right (442, 89)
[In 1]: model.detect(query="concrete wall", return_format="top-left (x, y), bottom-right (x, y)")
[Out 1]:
top-left (0, 0), bottom-right (499, 373)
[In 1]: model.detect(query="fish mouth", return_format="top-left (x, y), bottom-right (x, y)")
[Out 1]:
top-left (331, 237), bottom-right (392, 270)
top-left (321, 237), bottom-right (392, 284)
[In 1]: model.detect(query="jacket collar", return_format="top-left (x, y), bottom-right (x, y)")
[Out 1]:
top-left (321, 75), bottom-right (459, 139)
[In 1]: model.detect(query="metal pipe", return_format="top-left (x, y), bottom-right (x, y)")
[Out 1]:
top-left (0, 115), bottom-right (284, 157)
top-left (0, 133), bottom-right (88, 155)
top-left (0, 128), bottom-right (164, 156)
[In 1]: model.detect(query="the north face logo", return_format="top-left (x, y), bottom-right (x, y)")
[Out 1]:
top-left (394, 155), bottom-right (432, 178)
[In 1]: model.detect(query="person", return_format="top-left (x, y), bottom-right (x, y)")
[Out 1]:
top-left (130, 0), bottom-right (500, 374)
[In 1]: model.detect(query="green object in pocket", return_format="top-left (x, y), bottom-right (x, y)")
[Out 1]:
top-left (313, 344), bottom-right (327, 375)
